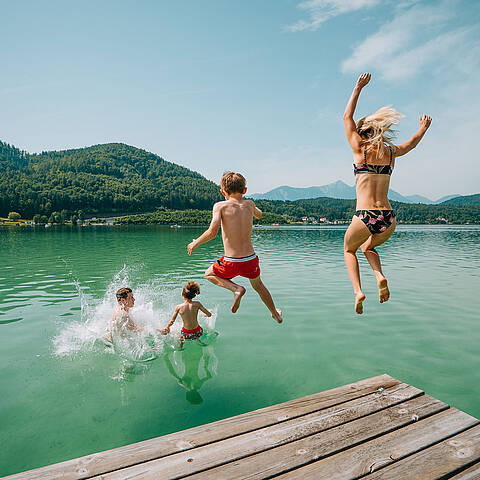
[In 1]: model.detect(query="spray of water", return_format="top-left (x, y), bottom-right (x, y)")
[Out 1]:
top-left (52, 266), bottom-right (218, 363)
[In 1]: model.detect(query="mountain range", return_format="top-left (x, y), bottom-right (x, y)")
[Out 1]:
top-left (1, 139), bottom-right (478, 221)
top-left (250, 181), bottom-right (461, 204)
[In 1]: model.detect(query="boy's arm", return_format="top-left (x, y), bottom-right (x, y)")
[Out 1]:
top-left (198, 302), bottom-right (212, 317)
top-left (250, 200), bottom-right (262, 219)
top-left (127, 318), bottom-right (143, 332)
top-left (394, 115), bottom-right (432, 157)
top-left (187, 203), bottom-right (222, 255)
top-left (343, 73), bottom-right (371, 152)
top-left (158, 306), bottom-right (179, 334)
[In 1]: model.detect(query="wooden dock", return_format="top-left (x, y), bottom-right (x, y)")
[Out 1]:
top-left (4, 374), bottom-right (480, 480)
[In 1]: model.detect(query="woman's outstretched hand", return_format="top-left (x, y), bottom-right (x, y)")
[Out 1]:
top-left (356, 73), bottom-right (371, 89)
top-left (419, 114), bottom-right (432, 130)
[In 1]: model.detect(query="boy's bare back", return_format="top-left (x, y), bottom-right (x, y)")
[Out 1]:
top-left (214, 198), bottom-right (259, 257)
top-left (176, 301), bottom-right (203, 330)
top-left (186, 171), bottom-right (282, 323)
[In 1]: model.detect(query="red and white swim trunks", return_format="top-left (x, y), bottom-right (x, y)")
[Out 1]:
top-left (181, 325), bottom-right (203, 340)
top-left (212, 253), bottom-right (260, 280)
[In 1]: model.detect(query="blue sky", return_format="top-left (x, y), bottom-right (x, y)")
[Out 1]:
top-left (1, 0), bottom-right (479, 199)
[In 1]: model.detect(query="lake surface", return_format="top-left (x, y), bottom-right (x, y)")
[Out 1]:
top-left (1, 224), bottom-right (479, 476)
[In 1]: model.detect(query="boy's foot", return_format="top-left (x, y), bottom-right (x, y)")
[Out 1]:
top-left (378, 278), bottom-right (390, 303)
top-left (231, 286), bottom-right (246, 313)
top-left (272, 308), bottom-right (283, 324)
top-left (355, 292), bottom-right (365, 314)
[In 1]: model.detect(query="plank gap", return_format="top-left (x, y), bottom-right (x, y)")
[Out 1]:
top-left (258, 404), bottom-right (452, 480)
top-left (82, 379), bottom-right (403, 479)
top-left (175, 392), bottom-right (429, 480)
top-left (358, 423), bottom-right (480, 480)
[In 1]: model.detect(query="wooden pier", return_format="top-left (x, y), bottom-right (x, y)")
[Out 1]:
top-left (4, 374), bottom-right (480, 479)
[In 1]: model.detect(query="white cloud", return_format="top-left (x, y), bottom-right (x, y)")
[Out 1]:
top-left (340, 1), bottom-right (475, 81)
top-left (340, 0), bottom-right (480, 197)
top-left (381, 27), bottom-right (476, 81)
top-left (286, 0), bottom-right (381, 32)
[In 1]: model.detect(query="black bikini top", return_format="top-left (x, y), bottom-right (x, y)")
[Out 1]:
top-left (354, 146), bottom-right (393, 175)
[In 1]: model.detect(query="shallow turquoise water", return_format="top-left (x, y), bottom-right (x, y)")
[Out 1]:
top-left (1, 225), bottom-right (479, 476)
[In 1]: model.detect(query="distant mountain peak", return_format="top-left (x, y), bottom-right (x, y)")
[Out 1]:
top-left (250, 181), bottom-right (458, 205)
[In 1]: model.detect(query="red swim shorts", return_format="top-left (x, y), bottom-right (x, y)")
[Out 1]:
top-left (212, 254), bottom-right (260, 280)
top-left (181, 325), bottom-right (203, 339)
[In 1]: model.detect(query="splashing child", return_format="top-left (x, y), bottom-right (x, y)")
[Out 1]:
top-left (158, 282), bottom-right (211, 348)
top-left (109, 287), bottom-right (143, 340)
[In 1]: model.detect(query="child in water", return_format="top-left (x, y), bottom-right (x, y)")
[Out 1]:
top-left (158, 281), bottom-right (211, 348)
top-left (108, 287), bottom-right (143, 341)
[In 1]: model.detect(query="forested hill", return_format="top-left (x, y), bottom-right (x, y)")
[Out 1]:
top-left (0, 141), bottom-right (222, 218)
top-left (440, 194), bottom-right (480, 206)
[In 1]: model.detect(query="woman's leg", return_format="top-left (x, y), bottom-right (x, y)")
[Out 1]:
top-left (344, 216), bottom-right (372, 314)
top-left (360, 218), bottom-right (397, 303)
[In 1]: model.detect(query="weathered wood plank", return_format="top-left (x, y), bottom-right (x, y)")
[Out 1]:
top-left (96, 383), bottom-right (426, 480)
top-left (449, 461), bottom-right (480, 480)
top-left (2, 374), bottom-right (399, 480)
top-left (366, 425), bottom-right (480, 480)
top-left (272, 408), bottom-right (479, 480)
top-left (187, 394), bottom-right (446, 480)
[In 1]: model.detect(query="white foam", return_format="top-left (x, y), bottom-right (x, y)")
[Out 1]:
top-left (52, 265), bottom-right (218, 360)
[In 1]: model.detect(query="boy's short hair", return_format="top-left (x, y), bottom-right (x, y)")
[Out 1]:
top-left (220, 172), bottom-right (246, 194)
top-left (183, 281), bottom-right (200, 300)
top-left (116, 287), bottom-right (132, 302)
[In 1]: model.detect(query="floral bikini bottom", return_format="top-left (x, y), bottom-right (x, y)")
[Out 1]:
top-left (355, 209), bottom-right (395, 235)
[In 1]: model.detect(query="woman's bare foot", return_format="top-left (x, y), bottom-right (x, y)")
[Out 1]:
top-left (378, 278), bottom-right (390, 303)
top-left (231, 286), bottom-right (246, 313)
top-left (272, 308), bottom-right (283, 324)
top-left (355, 291), bottom-right (365, 314)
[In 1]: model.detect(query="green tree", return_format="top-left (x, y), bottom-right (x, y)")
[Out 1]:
top-left (8, 211), bottom-right (21, 221)
top-left (60, 209), bottom-right (68, 224)
top-left (40, 215), bottom-right (48, 224)
top-left (33, 214), bottom-right (42, 224)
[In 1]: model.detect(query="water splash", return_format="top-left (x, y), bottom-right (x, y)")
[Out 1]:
top-left (52, 266), bottom-right (219, 363)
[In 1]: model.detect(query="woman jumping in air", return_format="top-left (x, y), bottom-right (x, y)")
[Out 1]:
top-left (343, 73), bottom-right (431, 314)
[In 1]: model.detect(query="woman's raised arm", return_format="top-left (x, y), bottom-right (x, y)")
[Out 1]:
top-left (343, 73), bottom-right (371, 151)
top-left (395, 114), bottom-right (432, 157)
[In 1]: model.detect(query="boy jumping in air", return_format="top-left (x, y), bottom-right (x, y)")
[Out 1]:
top-left (187, 172), bottom-right (282, 324)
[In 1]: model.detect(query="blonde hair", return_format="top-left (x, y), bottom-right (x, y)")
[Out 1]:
top-left (356, 106), bottom-right (404, 155)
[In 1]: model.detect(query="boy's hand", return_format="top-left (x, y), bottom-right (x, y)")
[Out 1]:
top-left (356, 72), bottom-right (371, 89)
top-left (157, 327), bottom-right (170, 335)
top-left (187, 239), bottom-right (197, 256)
top-left (419, 114), bottom-right (432, 131)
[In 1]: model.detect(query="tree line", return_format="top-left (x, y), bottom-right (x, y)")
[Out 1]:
top-left (0, 141), bottom-right (222, 218)
top-left (2, 140), bottom-right (479, 225)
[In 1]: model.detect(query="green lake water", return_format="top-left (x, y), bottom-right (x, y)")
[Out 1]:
top-left (1, 224), bottom-right (479, 476)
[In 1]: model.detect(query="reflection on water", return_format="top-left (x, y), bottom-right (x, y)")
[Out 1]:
top-left (0, 225), bottom-right (479, 476)
top-left (164, 343), bottom-right (218, 405)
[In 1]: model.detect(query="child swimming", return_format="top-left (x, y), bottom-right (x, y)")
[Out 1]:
top-left (158, 281), bottom-right (211, 348)
top-left (109, 287), bottom-right (143, 340)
